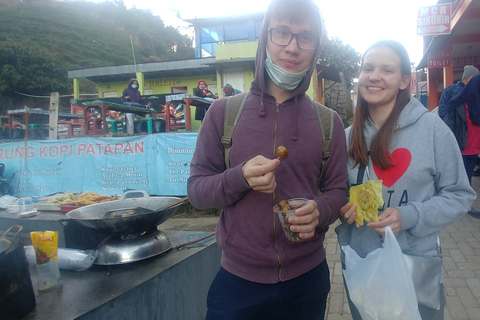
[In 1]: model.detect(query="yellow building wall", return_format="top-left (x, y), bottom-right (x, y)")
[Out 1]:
top-left (216, 41), bottom-right (258, 60)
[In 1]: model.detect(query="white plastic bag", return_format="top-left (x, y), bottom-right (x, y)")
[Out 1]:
top-left (342, 226), bottom-right (421, 320)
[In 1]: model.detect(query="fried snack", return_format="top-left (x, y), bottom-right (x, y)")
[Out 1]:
top-left (75, 191), bottom-right (120, 206)
top-left (276, 146), bottom-right (288, 160)
top-left (278, 199), bottom-right (291, 217)
top-left (276, 199), bottom-right (302, 242)
top-left (47, 192), bottom-right (77, 204)
top-left (349, 180), bottom-right (384, 226)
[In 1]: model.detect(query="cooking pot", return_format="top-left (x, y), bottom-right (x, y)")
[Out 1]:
top-left (0, 225), bottom-right (23, 255)
top-left (66, 190), bottom-right (186, 234)
top-left (0, 224), bottom-right (35, 320)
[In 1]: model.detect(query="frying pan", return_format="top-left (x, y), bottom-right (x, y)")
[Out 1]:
top-left (0, 225), bottom-right (23, 255)
top-left (66, 190), bottom-right (187, 234)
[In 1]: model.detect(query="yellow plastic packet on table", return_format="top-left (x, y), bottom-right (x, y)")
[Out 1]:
top-left (349, 180), bottom-right (384, 226)
top-left (30, 231), bottom-right (62, 291)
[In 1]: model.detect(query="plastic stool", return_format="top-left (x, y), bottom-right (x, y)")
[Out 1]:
top-left (86, 118), bottom-right (103, 135)
top-left (107, 120), bottom-right (124, 133)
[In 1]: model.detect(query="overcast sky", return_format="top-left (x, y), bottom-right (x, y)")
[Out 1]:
top-left (89, 0), bottom-right (439, 64)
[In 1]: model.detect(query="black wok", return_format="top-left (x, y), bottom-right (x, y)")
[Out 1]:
top-left (66, 190), bottom-right (186, 234)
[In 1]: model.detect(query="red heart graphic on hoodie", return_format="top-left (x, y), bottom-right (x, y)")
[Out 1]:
top-left (373, 148), bottom-right (411, 188)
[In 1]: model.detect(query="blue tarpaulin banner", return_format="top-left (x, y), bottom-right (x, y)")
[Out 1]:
top-left (0, 133), bottom-right (198, 197)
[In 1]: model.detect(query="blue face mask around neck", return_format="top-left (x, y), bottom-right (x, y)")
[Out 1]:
top-left (264, 50), bottom-right (310, 91)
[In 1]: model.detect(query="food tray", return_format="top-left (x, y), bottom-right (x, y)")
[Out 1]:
top-left (33, 202), bottom-right (61, 211)
top-left (60, 204), bottom-right (80, 213)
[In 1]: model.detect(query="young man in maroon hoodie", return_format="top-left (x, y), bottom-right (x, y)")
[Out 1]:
top-left (187, 0), bottom-right (348, 318)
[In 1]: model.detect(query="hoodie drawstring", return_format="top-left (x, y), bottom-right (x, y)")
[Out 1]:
top-left (291, 96), bottom-right (299, 141)
top-left (259, 92), bottom-right (266, 117)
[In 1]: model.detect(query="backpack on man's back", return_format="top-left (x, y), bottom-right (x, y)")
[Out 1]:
top-left (221, 92), bottom-right (335, 193)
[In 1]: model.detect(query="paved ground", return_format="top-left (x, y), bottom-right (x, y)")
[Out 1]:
top-left (164, 175), bottom-right (480, 319)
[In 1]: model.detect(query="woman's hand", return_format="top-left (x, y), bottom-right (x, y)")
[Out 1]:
top-left (340, 203), bottom-right (361, 227)
top-left (289, 200), bottom-right (319, 240)
top-left (368, 207), bottom-right (402, 235)
top-left (242, 156), bottom-right (280, 193)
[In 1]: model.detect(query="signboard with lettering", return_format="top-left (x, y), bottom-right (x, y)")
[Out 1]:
top-left (428, 50), bottom-right (451, 68)
top-left (453, 56), bottom-right (480, 72)
top-left (0, 133), bottom-right (198, 197)
top-left (417, 3), bottom-right (452, 36)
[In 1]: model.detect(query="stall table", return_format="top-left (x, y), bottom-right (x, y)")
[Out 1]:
top-left (0, 210), bottom-right (220, 319)
top-left (164, 94), bottom-right (212, 132)
top-left (7, 108), bottom-right (82, 139)
top-left (82, 101), bottom-right (153, 135)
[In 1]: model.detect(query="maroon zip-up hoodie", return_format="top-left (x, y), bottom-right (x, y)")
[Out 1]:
top-left (187, 5), bottom-right (348, 284)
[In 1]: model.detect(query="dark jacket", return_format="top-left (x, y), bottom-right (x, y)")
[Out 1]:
top-left (447, 74), bottom-right (480, 125)
top-left (443, 103), bottom-right (467, 151)
top-left (193, 87), bottom-right (211, 121)
top-left (121, 78), bottom-right (142, 104)
top-left (187, 2), bottom-right (348, 284)
top-left (438, 81), bottom-right (465, 119)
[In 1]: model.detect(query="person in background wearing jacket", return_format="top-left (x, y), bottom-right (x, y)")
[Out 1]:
top-left (336, 40), bottom-right (476, 319)
top-left (187, 0), bottom-right (348, 319)
top-left (438, 65), bottom-right (479, 119)
top-left (193, 79), bottom-right (218, 121)
top-left (121, 78), bottom-right (142, 134)
top-left (443, 73), bottom-right (480, 218)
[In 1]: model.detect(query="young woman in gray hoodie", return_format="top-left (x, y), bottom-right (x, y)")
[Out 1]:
top-left (337, 40), bottom-right (476, 319)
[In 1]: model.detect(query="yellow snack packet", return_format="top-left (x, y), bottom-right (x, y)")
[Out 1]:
top-left (349, 180), bottom-right (384, 226)
top-left (31, 231), bottom-right (58, 264)
top-left (30, 231), bottom-right (61, 291)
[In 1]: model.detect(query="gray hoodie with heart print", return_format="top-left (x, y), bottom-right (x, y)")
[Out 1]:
top-left (336, 97), bottom-right (475, 260)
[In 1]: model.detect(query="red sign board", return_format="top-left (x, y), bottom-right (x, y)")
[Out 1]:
top-left (428, 50), bottom-right (451, 68)
top-left (417, 3), bottom-right (452, 36)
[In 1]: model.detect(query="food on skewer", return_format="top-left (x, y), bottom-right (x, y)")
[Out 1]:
top-left (277, 146), bottom-right (288, 160)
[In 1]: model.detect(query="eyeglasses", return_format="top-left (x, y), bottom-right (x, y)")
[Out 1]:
top-left (268, 28), bottom-right (318, 51)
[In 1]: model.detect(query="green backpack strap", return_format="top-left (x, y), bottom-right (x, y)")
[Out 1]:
top-left (222, 92), bottom-right (249, 169)
top-left (314, 101), bottom-right (335, 193)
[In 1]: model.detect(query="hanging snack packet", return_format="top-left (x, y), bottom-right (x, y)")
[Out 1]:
top-left (349, 180), bottom-right (384, 226)
top-left (30, 231), bottom-right (62, 291)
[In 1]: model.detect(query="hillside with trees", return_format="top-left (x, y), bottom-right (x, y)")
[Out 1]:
top-left (0, 0), bottom-right (195, 111)
top-left (0, 0), bottom-right (360, 113)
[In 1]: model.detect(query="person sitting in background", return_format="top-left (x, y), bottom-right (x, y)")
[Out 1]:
top-left (222, 83), bottom-right (242, 97)
top-left (121, 78), bottom-right (143, 134)
top-left (193, 79), bottom-right (218, 121)
top-left (193, 79), bottom-right (218, 101)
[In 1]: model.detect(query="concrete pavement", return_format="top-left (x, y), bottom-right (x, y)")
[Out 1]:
top-left (164, 176), bottom-right (480, 319)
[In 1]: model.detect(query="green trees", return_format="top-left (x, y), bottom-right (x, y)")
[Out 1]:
top-left (321, 37), bottom-right (361, 88)
top-left (0, 0), bottom-right (195, 110)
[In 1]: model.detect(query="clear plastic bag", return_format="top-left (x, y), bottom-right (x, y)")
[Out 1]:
top-left (342, 226), bottom-right (421, 320)
top-left (0, 195), bottom-right (18, 208)
top-left (24, 245), bottom-right (97, 272)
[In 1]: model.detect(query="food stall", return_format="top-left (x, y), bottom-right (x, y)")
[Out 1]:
top-left (0, 192), bottom-right (220, 319)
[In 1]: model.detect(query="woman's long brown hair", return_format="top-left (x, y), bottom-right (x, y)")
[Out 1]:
top-left (349, 40), bottom-right (412, 170)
